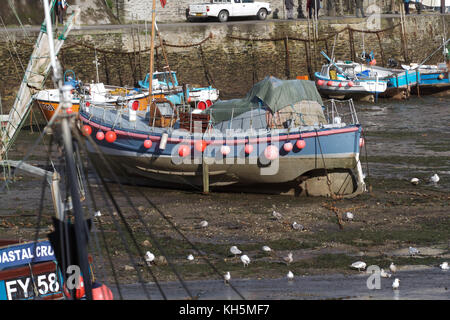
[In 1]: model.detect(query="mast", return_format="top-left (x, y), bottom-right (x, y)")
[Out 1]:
top-left (148, 0), bottom-right (157, 125)
top-left (43, 0), bottom-right (93, 300)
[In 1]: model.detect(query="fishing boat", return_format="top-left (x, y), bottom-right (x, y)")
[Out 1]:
top-left (314, 52), bottom-right (388, 101)
top-left (34, 70), bottom-right (156, 122)
top-left (79, 76), bottom-right (366, 197)
top-left (139, 70), bottom-right (220, 109)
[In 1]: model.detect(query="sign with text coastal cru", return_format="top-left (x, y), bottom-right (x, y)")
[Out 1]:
top-left (0, 240), bottom-right (56, 270)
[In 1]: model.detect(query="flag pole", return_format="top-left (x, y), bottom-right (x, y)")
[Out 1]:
top-left (148, 0), bottom-right (157, 124)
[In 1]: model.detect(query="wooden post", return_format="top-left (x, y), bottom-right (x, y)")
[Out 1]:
top-left (202, 154), bottom-right (209, 194)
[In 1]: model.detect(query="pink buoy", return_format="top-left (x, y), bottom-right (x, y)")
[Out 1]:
top-left (244, 144), bottom-right (253, 154)
top-left (105, 131), bottom-right (117, 143)
top-left (359, 137), bottom-right (365, 148)
top-left (327, 81), bottom-right (333, 86)
top-left (264, 145), bottom-right (279, 160)
top-left (178, 145), bottom-right (191, 157)
top-left (144, 139), bottom-right (152, 149)
top-left (96, 130), bottom-right (105, 141)
top-left (220, 145), bottom-right (231, 155)
top-left (296, 139), bottom-right (306, 149)
top-left (369, 59), bottom-right (377, 66)
top-left (317, 79), bottom-right (325, 86)
top-left (348, 81), bottom-right (354, 87)
top-left (283, 142), bottom-right (293, 152)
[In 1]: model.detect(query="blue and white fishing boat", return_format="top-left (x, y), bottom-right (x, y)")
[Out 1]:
top-left (79, 76), bottom-right (366, 197)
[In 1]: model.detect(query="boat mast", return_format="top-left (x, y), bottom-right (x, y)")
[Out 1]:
top-left (43, 0), bottom-right (93, 300)
top-left (148, 0), bottom-right (157, 124)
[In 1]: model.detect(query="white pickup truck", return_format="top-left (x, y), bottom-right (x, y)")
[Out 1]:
top-left (187, 0), bottom-right (272, 23)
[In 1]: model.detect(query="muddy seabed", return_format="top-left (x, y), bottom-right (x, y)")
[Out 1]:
top-left (0, 94), bottom-right (449, 299)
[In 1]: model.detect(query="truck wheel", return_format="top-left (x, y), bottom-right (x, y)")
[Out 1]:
top-left (257, 8), bottom-right (268, 20)
top-left (218, 10), bottom-right (229, 22)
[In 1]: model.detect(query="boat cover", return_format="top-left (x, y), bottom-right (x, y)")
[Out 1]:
top-left (204, 76), bottom-right (323, 124)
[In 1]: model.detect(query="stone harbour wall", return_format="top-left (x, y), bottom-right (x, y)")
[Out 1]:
top-left (0, 14), bottom-right (448, 111)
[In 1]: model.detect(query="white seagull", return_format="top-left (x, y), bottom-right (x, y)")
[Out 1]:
top-left (439, 262), bottom-right (449, 270)
top-left (409, 246), bottom-right (420, 256)
top-left (344, 212), bottom-right (354, 221)
top-left (430, 173), bottom-right (440, 183)
top-left (292, 222), bottom-right (304, 231)
top-left (392, 278), bottom-right (400, 290)
top-left (224, 271), bottom-right (231, 284)
top-left (390, 262), bottom-right (397, 273)
top-left (410, 177), bottom-right (419, 185)
top-left (199, 220), bottom-right (208, 228)
top-left (262, 245), bottom-right (272, 252)
top-left (380, 268), bottom-right (392, 278)
top-left (187, 254), bottom-right (194, 261)
top-left (241, 255), bottom-right (250, 267)
top-left (145, 251), bottom-right (155, 264)
top-left (283, 252), bottom-right (294, 265)
top-left (230, 246), bottom-right (242, 256)
top-left (272, 210), bottom-right (282, 220)
top-left (287, 271), bottom-right (294, 280)
top-left (350, 261), bottom-right (367, 271)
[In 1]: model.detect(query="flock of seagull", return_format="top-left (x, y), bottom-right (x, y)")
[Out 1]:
top-left (140, 173), bottom-right (445, 295)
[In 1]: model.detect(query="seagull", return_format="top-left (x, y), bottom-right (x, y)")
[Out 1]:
top-left (439, 262), bottom-right (449, 270)
top-left (430, 173), bottom-right (440, 183)
top-left (287, 271), bottom-right (294, 280)
top-left (272, 210), bottom-right (282, 220)
top-left (283, 252), bottom-right (293, 265)
top-left (392, 278), bottom-right (400, 290)
top-left (230, 246), bottom-right (242, 257)
top-left (187, 254), bottom-right (194, 261)
top-left (380, 268), bottom-right (392, 278)
top-left (224, 271), bottom-right (231, 284)
top-left (390, 262), bottom-right (397, 273)
top-left (262, 245), bottom-right (272, 252)
top-left (350, 261), bottom-right (367, 271)
top-left (145, 251), bottom-right (155, 264)
top-left (292, 222), bottom-right (304, 231)
top-left (241, 255), bottom-right (250, 267)
top-left (344, 212), bottom-right (354, 221)
top-left (199, 220), bottom-right (208, 228)
top-left (94, 210), bottom-right (102, 217)
top-left (409, 246), bottom-right (420, 256)
top-left (410, 177), bottom-right (419, 185)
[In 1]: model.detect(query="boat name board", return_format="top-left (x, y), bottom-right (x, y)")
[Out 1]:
top-left (0, 241), bottom-right (56, 270)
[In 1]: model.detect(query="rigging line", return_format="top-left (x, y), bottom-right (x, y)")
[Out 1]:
top-left (83, 155), bottom-right (160, 300)
top-left (30, 134), bottom-right (53, 299)
top-left (76, 129), bottom-right (194, 300)
top-left (0, 17), bottom-right (26, 74)
top-left (76, 132), bottom-right (193, 299)
top-left (77, 129), bottom-right (245, 299)
top-left (7, 0), bottom-right (32, 42)
top-left (73, 139), bottom-right (123, 299)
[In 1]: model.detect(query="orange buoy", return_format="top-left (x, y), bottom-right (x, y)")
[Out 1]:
top-left (317, 79), bottom-right (325, 86)
top-left (66, 107), bottom-right (73, 114)
top-left (264, 145), bottom-right (279, 160)
top-left (283, 142), bottom-right (293, 152)
top-left (92, 282), bottom-right (114, 300)
top-left (194, 140), bottom-right (207, 152)
top-left (178, 145), bottom-right (191, 157)
top-left (359, 137), bottom-right (365, 148)
top-left (82, 125), bottom-right (92, 136)
top-left (144, 139), bottom-right (152, 149)
top-left (197, 101), bottom-right (207, 110)
top-left (63, 276), bottom-right (85, 300)
top-left (244, 144), bottom-right (253, 154)
top-left (105, 131), bottom-right (117, 143)
top-left (348, 81), bottom-right (354, 87)
top-left (327, 81), bottom-right (333, 86)
top-left (296, 139), bottom-right (306, 149)
top-left (206, 100), bottom-right (213, 107)
top-left (369, 59), bottom-right (377, 66)
top-left (96, 131), bottom-right (105, 141)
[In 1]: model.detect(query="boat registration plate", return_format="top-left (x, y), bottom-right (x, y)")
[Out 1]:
top-left (196, 13), bottom-right (203, 16)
